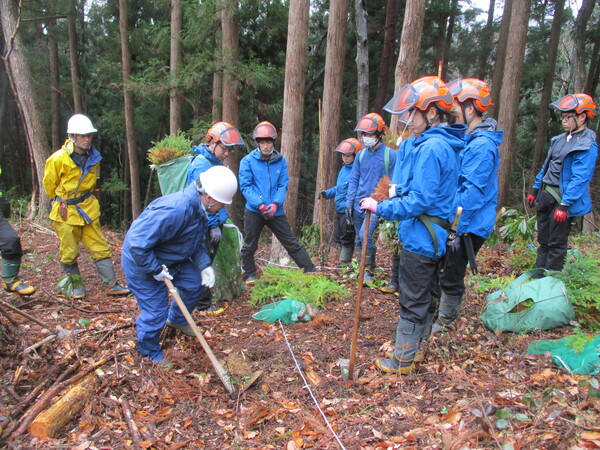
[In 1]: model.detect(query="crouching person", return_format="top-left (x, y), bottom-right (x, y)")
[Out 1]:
top-left (121, 166), bottom-right (237, 365)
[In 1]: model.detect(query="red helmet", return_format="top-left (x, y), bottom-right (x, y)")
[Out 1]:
top-left (253, 121), bottom-right (278, 140)
top-left (355, 113), bottom-right (387, 134)
top-left (447, 78), bottom-right (493, 113)
top-left (205, 122), bottom-right (245, 146)
top-left (334, 138), bottom-right (363, 155)
top-left (551, 93), bottom-right (596, 119)
top-left (384, 76), bottom-right (453, 115)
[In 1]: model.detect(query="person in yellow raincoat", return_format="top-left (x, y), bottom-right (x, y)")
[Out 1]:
top-left (43, 114), bottom-right (129, 299)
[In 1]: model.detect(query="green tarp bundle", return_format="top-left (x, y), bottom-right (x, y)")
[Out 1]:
top-left (528, 334), bottom-right (600, 375)
top-left (213, 221), bottom-right (244, 301)
top-left (155, 156), bottom-right (243, 301)
top-left (252, 299), bottom-right (311, 324)
top-left (481, 269), bottom-right (574, 333)
top-left (156, 155), bottom-right (194, 196)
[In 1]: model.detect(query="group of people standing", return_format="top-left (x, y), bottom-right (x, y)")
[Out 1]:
top-left (322, 76), bottom-right (596, 374)
top-left (0, 76), bottom-right (595, 372)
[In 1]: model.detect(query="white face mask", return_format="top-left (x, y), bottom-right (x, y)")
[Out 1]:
top-left (362, 136), bottom-right (378, 148)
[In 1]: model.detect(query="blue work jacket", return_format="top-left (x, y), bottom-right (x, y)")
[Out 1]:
top-left (377, 125), bottom-right (466, 258)
top-left (323, 163), bottom-right (353, 213)
top-left (186, 144), bottom-right (228, 228)
top-left (122, 184), bottom-right (211, 278)
top-left (346, 142), bottom-right (397, 213)
top-left (456, 119), bottom-right (503, 238)
top-left (239, 149), bottom-right (288, 216)
top-left (532, 128), bottom-right (598, 217)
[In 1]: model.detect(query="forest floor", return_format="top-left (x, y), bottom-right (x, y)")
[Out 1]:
top-left (1, 221), bottom-right (599, 449)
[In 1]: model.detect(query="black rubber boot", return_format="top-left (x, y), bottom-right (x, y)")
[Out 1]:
top-left (431, 292), bottom-right (462, 333)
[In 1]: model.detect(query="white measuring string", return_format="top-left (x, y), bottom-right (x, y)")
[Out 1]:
top-left (277, 319), bottom-right (347, 450)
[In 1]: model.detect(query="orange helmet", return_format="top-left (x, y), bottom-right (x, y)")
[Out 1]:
top-left (253, 121), bottom-right (278, 140)
top-left (354, 113), bottom-right (387, 134)
top-left (384, 76), bottom-right (453, 115)
top-left (447, 78), bottom-right (493, 113)
top-left (205, 122), bottom-right (245, 146)
top-left (551, 93), bottom-right (596, 119)
top-left (334, 138), bottom-right (363, 155)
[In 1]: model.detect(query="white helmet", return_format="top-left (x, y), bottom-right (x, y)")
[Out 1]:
top-left (198, 166), bottom-right (238, 205)
top-left (67, 114), bottom-right (97, 135)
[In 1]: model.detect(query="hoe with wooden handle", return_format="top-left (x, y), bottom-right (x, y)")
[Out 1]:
top-left (164, 278), bottom-right (237, 395)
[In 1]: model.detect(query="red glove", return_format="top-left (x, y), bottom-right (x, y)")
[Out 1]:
top-left (553, 205), bottom-right (568, 223)
top-left (259, 204), bottom-right (268, 215)
top-left (265, 203), bottom-right (278, 217)
top-left (527, 195), bottom-right (536, 208)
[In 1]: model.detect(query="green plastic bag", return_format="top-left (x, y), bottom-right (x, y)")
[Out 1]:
top-left (528, 334), bottom-right (600, 375)
top-left (481, 269), bottom-right (574, 333)
top-left (213, 221), bottom-right (244, 301)
top-left (156, 155), bottom-right (193, 195)
top-left (252, 299), bottom-right (314, 324)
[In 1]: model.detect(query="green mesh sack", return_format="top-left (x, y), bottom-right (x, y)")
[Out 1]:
top-left (156, 155), bottom-right (193, 195)
top-left (528, 334), bottom-right (600, 375)
top-left (213, 221), bottom-right (244, 301)
top-left (252, 299), bottom-right (308, 324)
top-left (481, 269), bottom-right (574, 333)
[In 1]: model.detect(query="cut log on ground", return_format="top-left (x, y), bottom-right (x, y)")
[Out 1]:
top-left (28, 372), bottom-right (100, 439)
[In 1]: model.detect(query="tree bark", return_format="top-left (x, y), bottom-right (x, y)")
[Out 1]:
top-left (571, 0), bottom-right (595, 92)
top-left (280, 0), bottom-right (310, 232)
top-left (68, 0), bottom-right (84, 113)
top-left (47, 18), bottom-right (61, 150)
top-left (119, 0), bottom-right (142, 219)
top-left (210, 12), bottom-right (223, 122)
top-left (496, 0), bottom-right (532, 208)
top-left (531, 0), bottom-right (565, 179)
top-left (434, 8), bottom-right (448, 77)
top-left (441, 0), bottom-right (458, 81)
top-left (392, 0), bottom-right (426, 132)
top-left (221, 0), bottom-right (241, 225)
top-left (354, 0), bottom-right (369, 121)
top-left (0, 0), bottom-right (50, 215)
top-left (373, 0), bottom-right (396, 114)
top-left (477, 0), bottom-right (495, 80)
top-left (489, 0), bottom-right (513, 119)
top-left (584, 32), bottom-right (600, 96)
top-left (313, 0), bottom-right (349, 236)
top-left (169, 0), bottom-right (183, 134)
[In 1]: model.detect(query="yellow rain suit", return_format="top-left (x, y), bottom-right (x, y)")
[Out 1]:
top-left (43, 139), bottom-right (112, 264)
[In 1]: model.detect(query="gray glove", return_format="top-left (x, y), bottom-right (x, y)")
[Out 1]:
top-left (209, 227), bottom-right (222, 246)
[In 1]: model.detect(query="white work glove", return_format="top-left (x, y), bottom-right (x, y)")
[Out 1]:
top-left (388, 184), bottom-right (398, 199)
top-left (200, 266), bottom-right (216, 288)
top-left (153, 265), bottom-right (173, 281)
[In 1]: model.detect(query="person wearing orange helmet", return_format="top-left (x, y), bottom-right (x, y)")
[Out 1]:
top-left (360, 76), bottom-right (466, 374)
top-left (347, 113), bottom-right (397, 282)
top-left (185, 121), bottom-right (244, 314)
top-left (239, 121), bottom-right (316, 282)
top-left (527, 93), bottom-right (598, 271)
top-left (432, 78), bottom-right (503, 333)
top-left (318, 138), bottom-right (362, 265)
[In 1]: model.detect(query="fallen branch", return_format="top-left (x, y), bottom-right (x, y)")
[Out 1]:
top-left (24, 334), bottom-right (58, 355)
top-left (9, 354), bottom-right (110, 439)
top-left (0, 298), bottom-right (55, 334)
top-left (120, 396), bottom-right (142, 448)
top-left (1, 350), bottom-right (77, 438)
top-left (29, 372), bottom-right (100, 439)
top-left (30, 222), bottom-right (56, 236)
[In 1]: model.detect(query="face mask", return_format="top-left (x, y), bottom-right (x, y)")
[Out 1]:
top-left (362, 136), bottom-right (378, 148)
